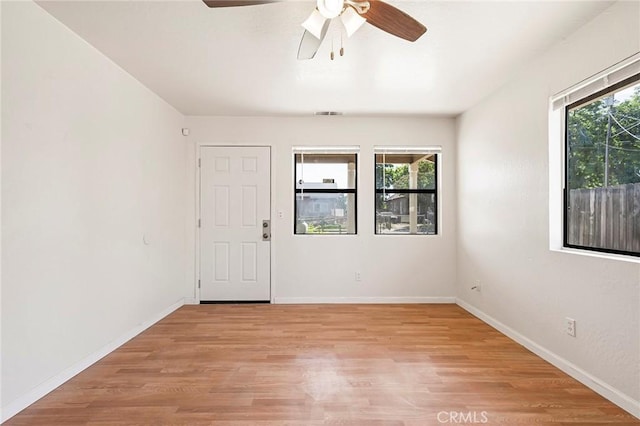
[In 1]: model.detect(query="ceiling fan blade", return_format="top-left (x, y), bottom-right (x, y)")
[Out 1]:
top-left (301, 10), bottom-right (328, 39)
top-left (363, 0), bottom-right (426, 42)
top-left (297, 21), bottom-right (330, 60)
top-left (203, 0), bottom-right (281, 8)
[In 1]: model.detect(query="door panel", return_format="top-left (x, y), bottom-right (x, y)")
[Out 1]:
top-left (200, 146), bottom-right (271, 301)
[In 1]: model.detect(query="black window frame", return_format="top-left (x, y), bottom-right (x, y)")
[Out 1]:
top-left (374, 153), bottom-right (439, 235)
top-left (294, 153), bottom-right (358, 235)
top-left (563, 72), bottom-right (640, 257)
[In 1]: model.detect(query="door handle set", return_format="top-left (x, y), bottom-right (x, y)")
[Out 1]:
top-left (262, 220), bottom-right (271, 241)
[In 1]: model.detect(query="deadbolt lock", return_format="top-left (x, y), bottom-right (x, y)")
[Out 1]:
top-left (262, 220), bottom-right (271, 241)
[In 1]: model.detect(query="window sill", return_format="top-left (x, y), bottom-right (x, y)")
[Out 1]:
top-left (550, 246), bottom-right (640, 264)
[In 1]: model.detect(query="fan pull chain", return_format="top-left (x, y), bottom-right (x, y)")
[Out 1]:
top-left (330, 34), bottom-right (344, 60)
top-left (330, 38), bottom-right (334, 60)
top-left (329, 28), bottom-right (347, 61)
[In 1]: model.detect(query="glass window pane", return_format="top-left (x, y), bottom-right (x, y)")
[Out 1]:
top-left (296, 154), bottom-right (357, 190)
top-left (375, 154), bottom-right (436, 190)
top-left (375, 193), bottom-right (435, 235)
top-left (565, 77), bottom-right (640, 255)
top-left (296, 193), bottom-right (356, 234)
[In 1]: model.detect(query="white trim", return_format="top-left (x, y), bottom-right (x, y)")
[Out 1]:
top-left (194, 144), bottom-right (201, 302)
top-left (551, 52), bottom-right (640, 110)
top-left (269, 144), bottom-right (277, 304)
top-left (373, 146), bottom-right (442, 154)
top-left (548, 104), bottom-right (564, 253)
top-left (456, 298), bottom-right (640, 419)
top-left (0, 298), bottom-right (186, 423)
top-left (274, 297), bottom-right (456, 304)
top-left (551, 247), bottom-right (640, 264)
top-left (292, 145), bottom-right (360, 153)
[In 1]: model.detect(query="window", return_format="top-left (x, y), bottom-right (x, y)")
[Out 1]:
top-left (294, 149), bottom-right (357, 234)
top-left (375, 149), bottom-right (438, 235)
top-left (564, 73), bottom-right (640, 257)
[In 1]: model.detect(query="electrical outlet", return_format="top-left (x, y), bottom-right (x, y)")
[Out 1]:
top-left (565, 317), bottom-right (576, 337)
top-left (355, 272), bottom-right (361, 282)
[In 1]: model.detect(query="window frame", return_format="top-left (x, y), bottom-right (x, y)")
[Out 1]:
top-left (374, 151), bottom-right (439, 236)
top-left (293, 152), bottom-right (358, 235)
top-left (563, 72), bottom-right (640, 258)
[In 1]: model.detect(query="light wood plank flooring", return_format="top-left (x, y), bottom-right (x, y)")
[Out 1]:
top-left (5, 304), bottom-right (639, 425)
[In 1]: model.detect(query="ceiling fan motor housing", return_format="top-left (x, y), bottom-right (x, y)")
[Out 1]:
top-left (317, 0), bottom-right (345, 19)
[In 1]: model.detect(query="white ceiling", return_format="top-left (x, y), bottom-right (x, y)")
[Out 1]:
top-left (37, 0), bottom-right (613, 116)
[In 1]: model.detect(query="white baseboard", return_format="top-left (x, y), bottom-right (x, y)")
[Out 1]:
top-left (274, 296), bottom-right (456, 304)
top-left (183, 297), bottom-right (199, 305)
top-left (456, 298), bottom-right (640, 419)
top-left (1, 298), bottom-right (187, 423)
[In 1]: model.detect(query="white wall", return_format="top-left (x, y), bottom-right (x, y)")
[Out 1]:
top-left (184, 116), bottom-right (457, 302)
top-left (456, 0), bottom-right (640, 414)
top-left (3, 0), bottom-right (637, 420)
top-left (1, 1), bottom-right (187, 416)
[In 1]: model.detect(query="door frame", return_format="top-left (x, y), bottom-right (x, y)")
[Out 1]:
top-left (195, 144), bottom-right (276, 303)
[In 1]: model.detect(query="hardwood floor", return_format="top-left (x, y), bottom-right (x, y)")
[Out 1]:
top-left (5, 304), bottom-right (639, 425)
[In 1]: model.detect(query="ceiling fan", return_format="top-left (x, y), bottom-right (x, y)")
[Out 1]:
top-left (203, 0), bottom-right (427, 60)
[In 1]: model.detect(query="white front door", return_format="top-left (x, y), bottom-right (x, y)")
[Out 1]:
top-left (199, 146), bottom-right (271, 301)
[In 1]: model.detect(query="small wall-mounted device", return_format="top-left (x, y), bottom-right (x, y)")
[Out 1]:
top-left (181, 128), bottom-right (190, 136)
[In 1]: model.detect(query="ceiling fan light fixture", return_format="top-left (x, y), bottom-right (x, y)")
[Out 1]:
top-left (317, 0), bottom-right (344, 19)
top-left (340, 6), bottom-right (366, 37)
top-left (301, 10), bottom-right (328, 39)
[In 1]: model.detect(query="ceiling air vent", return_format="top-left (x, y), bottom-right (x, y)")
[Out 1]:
top-left (314, 111), bottom-right (343, 116)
